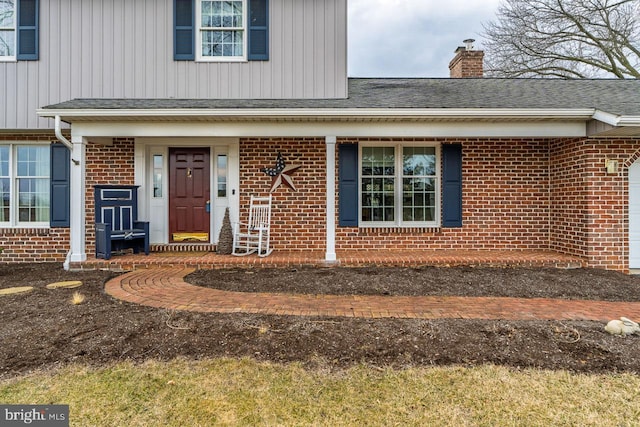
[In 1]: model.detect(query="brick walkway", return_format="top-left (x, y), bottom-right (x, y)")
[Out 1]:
top-left (105, 268), bottom-right (640, 321)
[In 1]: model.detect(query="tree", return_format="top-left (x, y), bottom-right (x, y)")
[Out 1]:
top-left (482, 0), bottom-right (640, 78)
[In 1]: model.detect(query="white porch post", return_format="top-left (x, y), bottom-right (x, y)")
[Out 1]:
top-left (66, 135), bottom-right (87, 268)
top-left (325, 136), bottom-right (337, 261)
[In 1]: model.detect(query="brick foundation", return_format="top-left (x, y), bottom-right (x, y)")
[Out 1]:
top-left (0, 227), bottom-right (70, 263)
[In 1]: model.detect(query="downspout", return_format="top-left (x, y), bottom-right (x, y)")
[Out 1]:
top-left (54, 115), bottom-right (77, 270)
top-left (54, 115), bottom-right (73, 150)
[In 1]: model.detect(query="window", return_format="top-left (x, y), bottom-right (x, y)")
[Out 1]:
top-left (0, 146), bottom-right (9, 221)
top-left (175, 0), bottom-right (268, 61)
top-left (0, 144), bottom-right (50, 226)
top-left (360, 144), bottom-right (439, 227)
top-left (217, 154), bottom-right (227, 197)
top-left (198, 0), bottom-right (246, 60)
top-left (0, 0), bottom-right (16, 60)
top-left (152, 154), bottom-right (163, 198)
top-left (0, 0), bottom-right (39, 61)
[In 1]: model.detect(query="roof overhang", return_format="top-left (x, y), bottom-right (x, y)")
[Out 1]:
top-left (38, 107), bottom-right (597, 123)
top-left (37, 107), bottom-right (640, 138)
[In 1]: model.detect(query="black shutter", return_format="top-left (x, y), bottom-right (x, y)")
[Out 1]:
top-left (17, 0), bottom-right (39, 60)
top-left (50, 143), bottom-right (70, 227)
top-left (442, 144), bottom-right (463, 227)
top-left (248, 0), bottom-right (269, 60)
top-left (174, 0), bottom-right (195, 60)
top-left (338, 144), bottom-right (358, 226)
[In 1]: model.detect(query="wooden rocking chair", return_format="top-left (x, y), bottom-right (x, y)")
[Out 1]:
top-left (232, 195), bottom-right (273, 257)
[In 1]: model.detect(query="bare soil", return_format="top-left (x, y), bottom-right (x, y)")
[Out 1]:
top-left (1, 263), bottom-right (640, 380)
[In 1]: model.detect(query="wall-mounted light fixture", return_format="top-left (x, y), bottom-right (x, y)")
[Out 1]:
top-left (605, 159), bottom-right (619, 174)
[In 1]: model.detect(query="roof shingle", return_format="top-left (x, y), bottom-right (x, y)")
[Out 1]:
top-left (43, 78), bottom-right (640, 116)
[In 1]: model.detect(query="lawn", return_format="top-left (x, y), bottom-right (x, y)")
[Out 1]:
top-left (1, 358), bottom-right (639, 426)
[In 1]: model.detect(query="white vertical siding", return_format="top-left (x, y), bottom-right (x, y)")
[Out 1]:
top-left (0, 0), bottom-right (348, 130)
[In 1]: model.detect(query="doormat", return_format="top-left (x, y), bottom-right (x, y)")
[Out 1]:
top-left (154, 251), bottom-right (209, 257)
top-left (172, 233), bottom-right (209, 242)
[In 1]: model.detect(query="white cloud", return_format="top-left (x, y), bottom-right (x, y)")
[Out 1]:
top-left (348, 0), bottom-right (503, 77)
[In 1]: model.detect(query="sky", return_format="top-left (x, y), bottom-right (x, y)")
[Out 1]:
top-left (348, 0), bottom-right (504, 78)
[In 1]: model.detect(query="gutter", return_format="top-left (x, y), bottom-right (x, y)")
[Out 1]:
top-left (38, 108), bottom-right (598, 121)
top-left (593, 110), bottom-right (640, 127)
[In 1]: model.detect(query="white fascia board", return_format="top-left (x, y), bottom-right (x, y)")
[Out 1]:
top-left (38, 108), bottom-right (597, 120)
top-left (70, 120), bottom-right (587, 138)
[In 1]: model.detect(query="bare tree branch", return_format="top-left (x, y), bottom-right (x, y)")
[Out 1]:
top-left (482, 0), bottom-right (640, 78)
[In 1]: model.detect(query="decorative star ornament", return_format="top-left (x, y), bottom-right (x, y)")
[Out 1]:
top-left (261, 152), bottom-right (286, 177)
top-left (261, 152), bottom-right (302, 192)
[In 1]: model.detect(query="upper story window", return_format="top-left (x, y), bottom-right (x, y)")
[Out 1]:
top-left (360, 144), bottom-right (440, 227)
top-left (174, 0), bottom-right (268, 62)
top-left (0, 143), bottom-right (50, 227)
top-left (0, 0), bottom-right (16, 60)
top-left (198, 0), bottom-right (245, 60)
top-left (0, 0), bottom-right (39, 62)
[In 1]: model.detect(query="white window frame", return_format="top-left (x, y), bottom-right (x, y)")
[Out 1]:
top-left (359, 142), bottom-right (441, 228)
top-left (0, 143), bottom-right (50, 228)
top-left (0, 0), bottom-right (17, 62)
top-left (196, 0), bottom-right (247, 62)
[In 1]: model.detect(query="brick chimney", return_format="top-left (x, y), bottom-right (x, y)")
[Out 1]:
top-left (449, 39), bottom-right (484, 78)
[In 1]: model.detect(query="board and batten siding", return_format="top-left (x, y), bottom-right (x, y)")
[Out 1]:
top-left (0, 0), bottom-right (348, 130)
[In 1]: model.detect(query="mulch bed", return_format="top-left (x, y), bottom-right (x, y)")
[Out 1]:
top-left (1, 263), bottom-right (640, 379)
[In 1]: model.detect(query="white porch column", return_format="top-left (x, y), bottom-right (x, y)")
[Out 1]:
top-left (66, 135), bottom-right (87, 268)
top-left (325, 136), bottom-right (337, 261)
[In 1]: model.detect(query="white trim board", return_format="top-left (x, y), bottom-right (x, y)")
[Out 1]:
top-left (69, 120), bottom-right (588, 139)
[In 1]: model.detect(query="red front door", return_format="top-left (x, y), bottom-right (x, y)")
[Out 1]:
top-left (169, 148), bottom-right (211, 242)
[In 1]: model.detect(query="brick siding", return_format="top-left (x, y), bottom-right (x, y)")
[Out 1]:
top-left (3, 134), bottom-right (640, 272)
top-left (240, 138), bottom-right (326, 251)
top-left (84, 138), bottom-right (136, 254)
top-left (334, 138), bottom-right (551, 251)
top-left (551, 138), bottom-right (640, 271)
top-left (240, 136), bottom-right (640, 272)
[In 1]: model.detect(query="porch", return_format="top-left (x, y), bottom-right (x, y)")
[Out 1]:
top-left (70, 249), bottom-right (584, 272)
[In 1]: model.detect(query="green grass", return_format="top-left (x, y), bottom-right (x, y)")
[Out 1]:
top-left (1, 358), bottom-right (639, 426)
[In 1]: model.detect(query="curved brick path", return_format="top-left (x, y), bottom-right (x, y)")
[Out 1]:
top-left (105, 268), bottom-right (640, 321)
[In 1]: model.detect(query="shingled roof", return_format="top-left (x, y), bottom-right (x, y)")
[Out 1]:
top-left (42, 78), bottom-right (640, 117)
